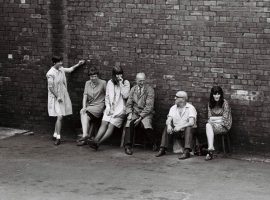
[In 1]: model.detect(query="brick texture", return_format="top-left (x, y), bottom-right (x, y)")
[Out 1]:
top-left (1, 0), bottom-right (270, 150)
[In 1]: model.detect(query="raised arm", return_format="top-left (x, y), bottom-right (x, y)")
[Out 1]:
top-left (62, 60), bottom-right (85, 73)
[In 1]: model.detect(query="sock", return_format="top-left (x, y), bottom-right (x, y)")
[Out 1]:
top-left (53, 132), bottom-right (57, 138)
top-left (56, 135), bottom-right (61, 139)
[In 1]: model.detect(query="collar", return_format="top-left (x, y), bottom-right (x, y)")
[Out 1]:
top-left (90, 79), bottom-right (99, 88)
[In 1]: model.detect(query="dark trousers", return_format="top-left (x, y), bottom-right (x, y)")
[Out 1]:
top-left (124, 119), bottom-right (156, 148)
top-left (160, 126), bottom-right (195, 151)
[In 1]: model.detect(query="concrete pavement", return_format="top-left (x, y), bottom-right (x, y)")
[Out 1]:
top-left (0, 132), bottom-right (269, 200)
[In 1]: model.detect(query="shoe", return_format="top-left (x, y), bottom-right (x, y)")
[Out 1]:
top-left (54, 139), bottom-right (61, 145)
top-left (52, 137), bottom-right (56, 141)
top-left (125, 147), bottom-right (133, 155)
top-left (77, 140), bottom-right (87, 146)
top-left (155, 148), bottom-right (166, 157)
top-left (76, 136), bottom-right (88, 143)
top-left (178, 149), bottom-right (190, 160)
top-left (152, 144), bottom-right (159, 151)
top-left (205, 150), bottom-right (214, 161)
top-left (88, 140), bottom-right (99, 151)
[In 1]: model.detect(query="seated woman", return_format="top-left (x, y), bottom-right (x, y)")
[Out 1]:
top-left (205, 86), bottom-right (232, 160)
top-left (77, 66), bottom-right (107, 146)
top-left (88, 66), bottom-right (130, 150)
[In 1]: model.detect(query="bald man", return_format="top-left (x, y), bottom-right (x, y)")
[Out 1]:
top-left (155, 91), bottom-right (197, 159)
top-left (124, 72), bottom-right (156, 155)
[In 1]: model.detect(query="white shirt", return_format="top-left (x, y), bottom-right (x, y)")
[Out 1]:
top-left (167, 103), bottom-right (197, 128)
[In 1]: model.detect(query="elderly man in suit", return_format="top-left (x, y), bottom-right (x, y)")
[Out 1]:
top-left (155, 91), bottom-right (197, 159)
top-left (123, 72), bottom-right (157, 155)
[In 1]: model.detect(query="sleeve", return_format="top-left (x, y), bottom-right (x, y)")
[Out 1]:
top-left (47, 74), bottom-right (54, 88)
top-left (46, 73), bottom-right (57, 97)
top-left (166, 107), bottom-right (174, 126)
top-left (125, 86), bottom-right (135, 115)
top-left (139, 86), bottom-right (155, 118)
top-left (167, 106), bottom-right (174, 118)
top-left (189, 105), bottom-right (197, 119)
top-left (222, 100), bottom-right (232, 130)
top-left (83, 82), bottom-right (88, 95)
top-left (119, 80), bottom-right (130, 99)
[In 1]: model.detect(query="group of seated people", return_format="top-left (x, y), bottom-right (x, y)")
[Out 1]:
top-left (46, 57), bottom-right (232, 161)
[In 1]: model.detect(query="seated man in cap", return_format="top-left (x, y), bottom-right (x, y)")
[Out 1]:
top-left (123, 72), bottom-right (157, 155)
top-left (155, 91), bottom-right (197, 159)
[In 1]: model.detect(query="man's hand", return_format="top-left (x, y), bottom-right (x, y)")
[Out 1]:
top-left (134, 117), bottom-right (142, 127)
top-left (167, 125), bottom-right (173, 134)
top-left (173, 126), bottom-right (184, 132)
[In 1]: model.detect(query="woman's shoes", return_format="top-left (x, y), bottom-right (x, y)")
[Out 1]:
top-left (155, 148), bottom-right (166, 157)
top-left (88, 140), bottom-right (99, 151)
top-left (54, 139), bottom-right (61, 145)
top-left (76, 137), bottom-right (89, 146)
top-left (77, 140), bottom-right (87, 146)
top-left (205, 150), bottom-right (214, 161)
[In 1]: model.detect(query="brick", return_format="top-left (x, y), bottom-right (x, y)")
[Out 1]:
top-left (0, 0), bottom-right (270, 150)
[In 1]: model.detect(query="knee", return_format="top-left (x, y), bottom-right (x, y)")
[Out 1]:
top-left (206, 123), bottom-right (212, 129)
top-left (57, 116), bottom-right (63, 121)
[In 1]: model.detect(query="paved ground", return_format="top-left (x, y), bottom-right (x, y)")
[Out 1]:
top-left (0, 131), bottom-right (270, 200)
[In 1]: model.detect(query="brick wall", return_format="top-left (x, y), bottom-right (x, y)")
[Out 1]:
top-left (1, 0), bottom-right (270, 150)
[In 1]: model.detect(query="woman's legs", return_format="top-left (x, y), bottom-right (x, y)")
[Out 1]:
top-left (55, 116), bottom-right (63, 139)
top-left (206, 123), bottom-right (215, 150)
top-left (53, 126), bottom-right (57, 138)
top-left (94, 121), bottom-right (109, 143)
top-left (80, 112), bottom-right (91, 138)
top-left (97, 123), bottom-right (115, 145)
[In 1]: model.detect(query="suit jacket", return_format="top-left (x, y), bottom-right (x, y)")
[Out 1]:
top-left (125, 84), bottom-right (155, 129)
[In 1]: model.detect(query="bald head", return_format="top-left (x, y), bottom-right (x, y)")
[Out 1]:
top-left (136, 72), bottom-right (146, 88)
top-left (136, 72), bottom-right (146, 80)
top-left (175, 91), bottom-right (188, 100)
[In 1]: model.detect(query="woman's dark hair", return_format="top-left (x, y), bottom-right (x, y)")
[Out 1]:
top-left (52, 56), bottom-right (63, 64)
top-left (88, 66), bottom-right (99, 76)
top-left (209, 86), bottom-right (224, 109)
top-left (112, 66), bottom-right (124, 85)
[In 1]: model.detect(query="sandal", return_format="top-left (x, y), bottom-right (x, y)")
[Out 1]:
top-left (205, 150), bottom-right (214, 161)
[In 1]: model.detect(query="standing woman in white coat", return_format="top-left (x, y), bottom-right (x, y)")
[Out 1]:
top-left (89, 66), bottom-right (130, 150)
top-left (46, 56), bottom-right (84, 145)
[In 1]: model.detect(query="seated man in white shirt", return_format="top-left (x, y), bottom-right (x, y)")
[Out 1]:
top-left (155, 91), bottom-right (197, 159)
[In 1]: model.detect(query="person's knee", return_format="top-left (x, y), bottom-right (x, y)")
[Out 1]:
top-left (57, 116), bottom-right (63, 121)
top-left (206, 123), bottom-right (212, 129)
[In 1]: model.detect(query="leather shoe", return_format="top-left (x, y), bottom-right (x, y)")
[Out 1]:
top-left (178, 150), bottom-right (190, 160)
top-left (155, 148), bottom-right (166, 157)
top-left (125, 147), bottom-right (133, 155)
top-left (76, 136), bottom-right (88, 143)
top-left (54, 139), bottom-right (61, 145)
top-left (77, 140), bottom-right (87, 146)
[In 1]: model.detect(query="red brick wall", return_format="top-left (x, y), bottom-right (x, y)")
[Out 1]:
top-left (1, 0), bottom-right (270, 149)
